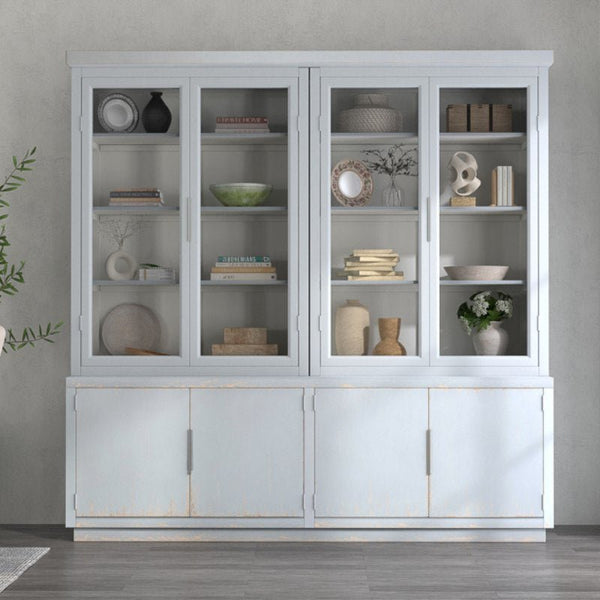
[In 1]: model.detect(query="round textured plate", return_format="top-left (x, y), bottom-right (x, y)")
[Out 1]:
top-left (97, 93), bottom-right (139, 132)
top-left (101, 303), bottom-right (161, 355)
top-left (331, 159), bottom-right (373, 207)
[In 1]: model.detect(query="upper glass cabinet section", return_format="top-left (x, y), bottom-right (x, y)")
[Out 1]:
top-left (320, 80), bottom-right (427, 369)
top-left (84, 82), bottom-right (187, 364)
top-left (434, 84), bottom-right (535, 363)
top-left (197, 86), bottom-right (292, 363)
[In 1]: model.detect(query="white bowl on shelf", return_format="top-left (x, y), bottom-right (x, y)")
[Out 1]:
top-left (443, 265), bottom-right (509, 281)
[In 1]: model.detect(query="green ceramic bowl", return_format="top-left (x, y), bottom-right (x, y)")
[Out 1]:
top-left (209, 183), bottom-right (273, 207)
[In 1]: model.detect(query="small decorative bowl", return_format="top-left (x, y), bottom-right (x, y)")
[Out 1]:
top-left (209, 183), bottom-right (273, 207)
top-left (444, 265), bottom-right (509, 281)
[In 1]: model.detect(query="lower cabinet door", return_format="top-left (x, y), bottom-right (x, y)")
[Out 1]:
top-left (429, 388), bottom-right (544, 518)
top-left (314, 388), bottom-right (428, 518)
top-left (76, 388), bottom-right (190, 517)
top-left (190, 389), bottom-right (304, 518)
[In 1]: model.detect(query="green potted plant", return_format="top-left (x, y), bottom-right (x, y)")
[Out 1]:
top-left (457, 290), bottom-right (513, 355)
top-left (0, 148), bottom-right (62, 352)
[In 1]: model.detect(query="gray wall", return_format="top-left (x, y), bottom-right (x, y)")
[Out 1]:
top-left (0, 0), bottom-right (598, 525)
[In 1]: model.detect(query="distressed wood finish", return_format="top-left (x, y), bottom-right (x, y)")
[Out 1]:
top-left (190, 389), bottom-right (304, 518)
top-left (429, 388), bottom-right (544, 518)
top-left (314, 388), bottom-right (428, 518)
top-left (76, 388), bottom-right (190, 517)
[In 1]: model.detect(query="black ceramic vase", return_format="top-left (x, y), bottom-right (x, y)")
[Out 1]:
top-left (142, 91), bottom-right (172, 133)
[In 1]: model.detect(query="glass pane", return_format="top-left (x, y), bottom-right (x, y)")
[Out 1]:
top-left (199, 88), bottom-right (289, 357)
top-left (329, 87), bottom-right (420, 357)
top-left (439, 88), bottom-right (528, 356)
top-left (91, 87), bottom-right (182, 357)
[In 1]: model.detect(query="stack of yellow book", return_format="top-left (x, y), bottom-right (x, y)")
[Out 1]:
top-left (339, 249), bottom-right (404, 281)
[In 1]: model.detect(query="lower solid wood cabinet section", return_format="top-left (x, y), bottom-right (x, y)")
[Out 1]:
top-left (68, 384), bottom-right (552, 541)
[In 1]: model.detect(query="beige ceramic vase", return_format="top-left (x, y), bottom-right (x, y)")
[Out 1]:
top-left (373, 317), bottom-right (407, 355)
top-left (334, 300), bottom-right (370, 355)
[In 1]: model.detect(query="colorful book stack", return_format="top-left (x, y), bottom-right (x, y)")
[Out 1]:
top-left (137, 264), bottom-right (177, 283)
top-left (109, 188), bottom-right (164, 207)
top-left (210, 255), bottom-right (277, 281)
top-left (491, 166), bottom-right (514, 206)
top-left (340, 249), bottom-right (404, 281)
top-left (214, 117), bottom-right (270, 134)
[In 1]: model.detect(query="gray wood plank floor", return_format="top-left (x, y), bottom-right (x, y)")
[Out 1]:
top-left (0, 526), bottom-right (599, 599)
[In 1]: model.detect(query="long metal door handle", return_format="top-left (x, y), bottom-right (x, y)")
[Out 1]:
top-left (186, 197), bottom-right (192, 243)
top-left (426, 196), bottom-right (432, 243)
top-left (426, 429), bottom-right (431, 476)
top-left (187, 429), bottom-right (193, 474)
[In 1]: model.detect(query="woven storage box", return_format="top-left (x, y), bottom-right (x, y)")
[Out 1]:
top-left (446, 104), bottom-right (468, 132)
top-left (491, 104), bottom-right (512, 132)
top-left (469, 104), bottom-right (490, 132)
top-left (339, 94), bottom-right (402, 133)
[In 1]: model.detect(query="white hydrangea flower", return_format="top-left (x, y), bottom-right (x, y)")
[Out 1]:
top-left (459, 316), bottom-right (472, 334)
top-left (496, 299), bottom-right (513, 317)
top-left (471, 297), bottom-right (489, 317)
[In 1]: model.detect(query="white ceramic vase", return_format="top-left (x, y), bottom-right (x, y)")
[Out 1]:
top-left (472, 321), bottom-right (508, 355)
top-left (105, 247), bottom-right (138, 281)
top-left (334, 299), bottom-right (370, 355)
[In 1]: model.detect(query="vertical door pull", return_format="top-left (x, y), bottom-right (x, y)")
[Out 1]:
top-left (426, 429), bottom-right (431, 476)
top-left (187, 429), bottom-right (193, 474)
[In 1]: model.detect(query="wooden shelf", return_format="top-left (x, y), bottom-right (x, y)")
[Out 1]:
top-left (93, 133), bottom-right (179, 146)
top-left (440, 206), bottom-right (525, 215)
top-left (201, 206), bottom-right (287, 216)
top-left (202, 280), bottom-right (287, 286)
top-left (440, 132), bottom-right (526, 145)
top-left (440, 279), bottom-right (525, 287)
top-left (93, 280), bottom-right (178, 287)
top-left (331, 132), bottom-right (418, 145)
top-left (94, 206), bottom-right (179, 216)
top-left (201, 133), bottom-right (287, 145)
top-left (332, 279), bottom-right (418, 286)
top-left (331, 207), bottom-right (418, 217)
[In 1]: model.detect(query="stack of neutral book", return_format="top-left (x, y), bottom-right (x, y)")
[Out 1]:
top-left (212, 327), bottom-right (278, 356)
top-left (137, 263), bottom-right (177, 284)
top-left (491, 166), bottom-right (514, 206)
top-left (108, 188), bottom-right (164, 207)
top-left (339, 249), bottom-right (404, 281)
top-left (210, 255), bottom-right (277, 281)
top-left (214, 117), bottom-right (270, 134)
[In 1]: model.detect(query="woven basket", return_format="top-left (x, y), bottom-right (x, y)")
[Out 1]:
top-left (338, 94), bottom-right (403, 133)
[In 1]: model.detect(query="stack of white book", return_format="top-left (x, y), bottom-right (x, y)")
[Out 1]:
top-left (491, 166), bottom-right (514, 206)
top-left (214, 117), bottom-right (270, 134)
top-left (137, 264), bottom-right (177, 283)
top-left (339, 249), bottom-right (404, 281)
top-left (210, 255), bottom-right (277, 281)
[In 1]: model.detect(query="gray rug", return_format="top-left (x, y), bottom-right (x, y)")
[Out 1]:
top-left (0, 547), bottom-right (49, 593)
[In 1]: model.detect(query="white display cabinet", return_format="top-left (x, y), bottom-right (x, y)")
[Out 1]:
top-left (67, 51), bottom-right (553, 542)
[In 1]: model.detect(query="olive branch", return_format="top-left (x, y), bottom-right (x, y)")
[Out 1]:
top-left (1, 148), bottom-right (63, 352)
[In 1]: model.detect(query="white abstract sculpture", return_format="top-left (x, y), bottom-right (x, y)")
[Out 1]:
top-left (450, 151), bottom-right (481, 196)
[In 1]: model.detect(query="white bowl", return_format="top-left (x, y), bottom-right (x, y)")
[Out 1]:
top-left (444, 265), bottom-right (509, 281)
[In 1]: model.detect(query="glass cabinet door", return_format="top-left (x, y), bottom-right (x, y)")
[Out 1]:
top-left (191, 73), bottom-right (307, 373)
top-left (317, 77), bottom-right (429, 373)
top-left (432, 79), bottom-right (538, 364)
top-left (81, 78), bottom-right (189, 365)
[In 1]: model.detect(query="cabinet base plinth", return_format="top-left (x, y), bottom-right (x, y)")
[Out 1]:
top-left (73, 528), bottom-right (546, 543)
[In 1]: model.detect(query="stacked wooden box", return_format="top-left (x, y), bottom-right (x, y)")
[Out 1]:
top-left (212, 327), bottom-right (278, 355)
top-left (447, 104), bottom-right (512, 132)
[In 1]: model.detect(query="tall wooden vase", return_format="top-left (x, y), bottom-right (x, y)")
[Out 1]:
top-left (373, 317), bottom-right (407, 355)
top-left (334, 300), bottom-right (370, 355)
